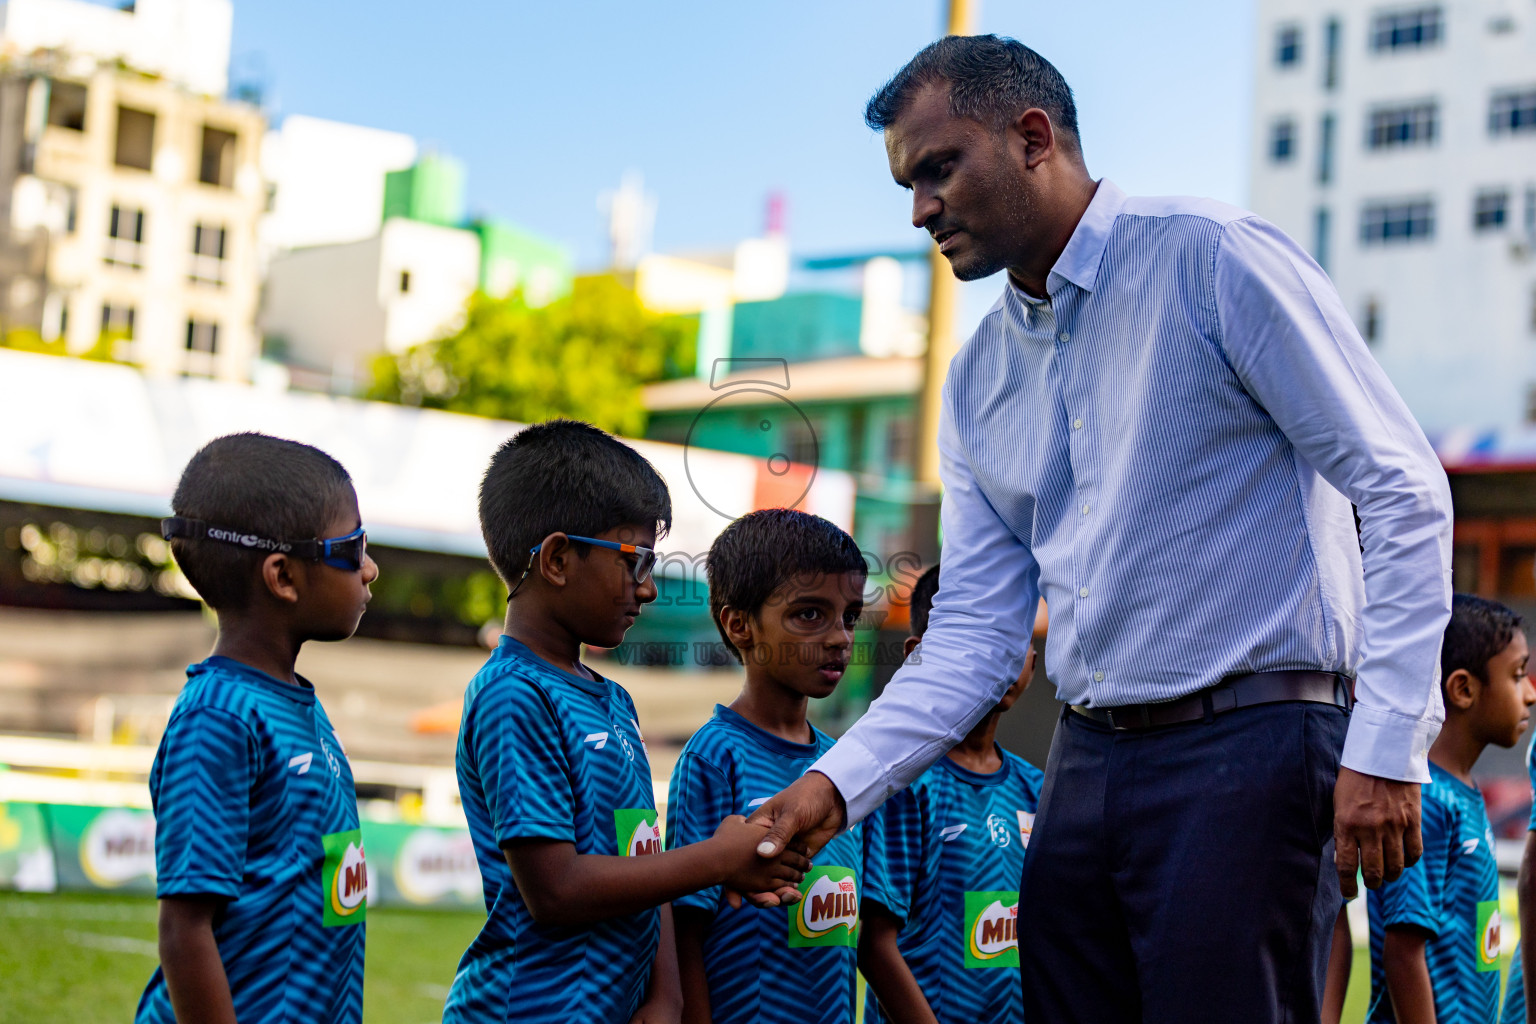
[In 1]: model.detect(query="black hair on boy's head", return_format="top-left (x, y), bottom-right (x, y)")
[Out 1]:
top-left (706, 508), bottom-right (867, 662)
top-left (908, 563), bottom-right (941, 639)
top-left (478, 419), bottom-right (672, 585)
top-left (170, 433), bottom-right (354, 611)
top-left (1442, 593), bottom-right (1525, 687)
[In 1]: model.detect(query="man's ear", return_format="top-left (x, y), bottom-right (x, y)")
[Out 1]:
top-left (1443, 668), bottom-right (1478, 711)
top-left (534, 532), bottom-right (573, 588)
top-left (720, 606), bottom-right (756, 658)
top-left (1010, 107), bottom-right (1057, 170)
top-left (902, 634), bottom-right (921, 660)
top-left (260, 553), bottom-right (300, 605)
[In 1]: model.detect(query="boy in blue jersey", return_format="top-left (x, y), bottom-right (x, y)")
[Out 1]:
top-left (858, 562), bottom-right (1042, 1024)
top-left (1369, 594), bottom-right (1533, 1024)
top-left (445, 421), bottom-right (810, 1024)
top-left (666, 508), bottom-right (869, 1024)
top-left (1503, 699), bottom-right (1536, 1023)
top-left (136, 433), bottom-right (380, 1024)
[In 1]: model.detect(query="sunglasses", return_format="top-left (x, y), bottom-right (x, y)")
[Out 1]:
top-left (161, 518), bottom-right (369, 572)
top-left (507, 534), bottom-right (658, 600)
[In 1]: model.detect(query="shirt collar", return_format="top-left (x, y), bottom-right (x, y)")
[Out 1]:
top-left (1041, 178), bottom-right (1125, 296)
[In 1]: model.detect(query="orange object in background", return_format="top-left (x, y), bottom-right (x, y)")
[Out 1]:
top-left (411, 700), bottom-right (463, 735)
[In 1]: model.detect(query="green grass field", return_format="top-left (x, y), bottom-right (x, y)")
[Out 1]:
top-left (0, 890), bottom-right (1497, 1024)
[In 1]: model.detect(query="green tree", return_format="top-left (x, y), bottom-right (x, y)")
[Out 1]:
top-left (368, 274), bottom-right (696, 436)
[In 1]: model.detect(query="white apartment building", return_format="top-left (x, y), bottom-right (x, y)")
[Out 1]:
top-left (1250, 0), bottom-right (1536, 433)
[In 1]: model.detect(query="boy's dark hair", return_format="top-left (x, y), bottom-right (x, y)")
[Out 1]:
top-left (908, 563), bottom-right (941, 639)
top-left (1442, 593), bottom-right (1525, 688)
top-left (479, 419), bottom-right (672, 586)
top-left (170, 433), bottom-right (353, 611)
top-left (865, 35), bottom-right (1080, 152)
top-left (706, 509), bottom-right (866, 663)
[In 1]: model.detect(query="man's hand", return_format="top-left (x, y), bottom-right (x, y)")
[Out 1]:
top-left (726, 771), bottom-right (848, 909)
top-left (1334, 765), bottom-right (1422, 898)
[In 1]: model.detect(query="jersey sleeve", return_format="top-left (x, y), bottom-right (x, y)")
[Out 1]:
top-left (863, 785), bottom-right (923, 926)
top-left (664, 749), bottom-right (734, 914)
top-left (1526, 740), bottom-right (1536, 833)
top-left (152, 707), bottom-right (256, 899)
top-left (467, 678), bottom-right (576, 844)
top-left (1376, 789), bottom-right (1451, 936)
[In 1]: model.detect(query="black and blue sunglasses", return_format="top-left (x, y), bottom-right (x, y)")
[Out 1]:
top-left (161, 517), bottom-right (369, 572)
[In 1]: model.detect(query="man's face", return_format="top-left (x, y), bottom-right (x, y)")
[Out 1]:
top-left (884, 83), bottom-right (1036, 281)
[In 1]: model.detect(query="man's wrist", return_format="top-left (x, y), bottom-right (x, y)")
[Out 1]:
top-left (806, 770), bottom-right (849, 832)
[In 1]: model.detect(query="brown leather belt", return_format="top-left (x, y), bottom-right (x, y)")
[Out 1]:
top-left (1068, 671), bottom-right (1353, 731)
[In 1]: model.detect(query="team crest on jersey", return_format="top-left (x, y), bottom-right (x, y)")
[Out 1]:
top-left (321, 829), bottom-right (368, 927)
top-left (789, 866), bottom-right (859, 948)
top-left (1017, 811), bottom-right (1035, 849)
top-left (986, 813), bottom-right (1013, 848)
top-left (1477, 900), bottom-right (1501, 972)
top-left (614, 808), bottom-right (661, 856)
top-left (964, 891), bottom-right (1021, 967)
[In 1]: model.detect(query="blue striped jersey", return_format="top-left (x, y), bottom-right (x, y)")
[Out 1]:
top-left (444, 636), bottom-right (660, 1023)
top-left (861, 748), bottom-right (1043, 1024)
top-left (135, 657), bottom-right (366, 1024)
top-left (666, 704), bottom-right (863, 1024)
top-left (1499, 737), bottom-right (1536, 1024)
top-left (1369, 762), bottom-right (1502, 1024)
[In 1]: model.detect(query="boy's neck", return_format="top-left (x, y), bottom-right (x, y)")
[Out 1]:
top-left (211, 615), bottom-right (302, 686)
top-left (946, 711), bottom-right (1004, 774)
top-left (1428, 714), bottom-right (1486, 786)
top-left (503, 604), bottom-right (590, 680)
top-left (729, 670), bottom-right (813, 745)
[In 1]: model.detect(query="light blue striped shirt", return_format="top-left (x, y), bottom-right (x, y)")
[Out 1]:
top-left (817, 180), bottom-right (1453, 824)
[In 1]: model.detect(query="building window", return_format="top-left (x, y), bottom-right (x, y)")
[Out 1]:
top-left (1275, 25), bottom-right (1302, 66)
top-left (1362, 298), bottom-right (1380, 343)
top-left (185, 319), bottom-right (219, 354)
top-left (1489, 89), bottom-right (1536, 136)
top-left (1474, 190), bottom-right (1509, 231)
top-left (399, 269), bottom-right (411, 294)
top-left (100, 303), bottom-right (135, 341)
top-left (45, 80), bottom-right (86, 131)
top-left (885, 416), bottom-right (914, 471)
top-left (785, 416), bottom-right (819, 466)
top-left (1314, 207), bottom-right (1331, 272)
top-left (114, 106), bottom-right (155, 171)
top-left (105, 205), bottom-right (145, 268)
top-left (198, 126), bottom-right (237, 188)
top-left (1366, 101), bottom-right (1438, 149)
top-left (1525, 383), bottom-right (1536, 423)
top-left (1370, 6), bottom-right (1444, 51)
top-left (1270, 119), bottom-right (1297, 162)
top-left (1318, 113), bottom-right (1336, 185)
top-left (1360, 200), bottom-right (1436, 244)
top-left (1323, 17), bottom-right (1342, 89)
top-left (189, 223), bottom-right (227, 285)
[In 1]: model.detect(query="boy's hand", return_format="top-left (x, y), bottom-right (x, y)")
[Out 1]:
top-left (727, 771), bottom-right (847, 909)
top-left (711, 815), bottom-right (810, 901)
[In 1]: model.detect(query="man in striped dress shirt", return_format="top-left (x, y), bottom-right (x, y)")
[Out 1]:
top-left (746, 35), bottom-right (1454, 1024)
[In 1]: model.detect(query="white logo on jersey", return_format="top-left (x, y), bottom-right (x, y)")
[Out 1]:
top-left (940, 824), bottom-right (968, 843)
top-left (584, 732), bottom-right (609, 750)
top-left (987, 814), bottom-right (1013, 848)
top-left (288, 752), bottom-right (313, 775)
top-left (1017, 811), bottom-right (1036, 849)
top-left (1463, 838), bottom-right (1481, 855)
top-left (747, 797), bottom-right (771, 809)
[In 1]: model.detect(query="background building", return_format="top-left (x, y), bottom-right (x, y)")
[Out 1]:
top-left (1250, 0), bottom-right (1536, 434)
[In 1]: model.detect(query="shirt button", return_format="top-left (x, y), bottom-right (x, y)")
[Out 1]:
top-left (1081, 503), bottom-right (1091, 515)
top-left (1059, 331), bottom-right (1071, 342)
top-left (1079, 586), bottom-right (1089, 598)
top-left (1073, 417), bottom-right (1083, 430)
top-left (1094, 671), bottom-right (1105, 682)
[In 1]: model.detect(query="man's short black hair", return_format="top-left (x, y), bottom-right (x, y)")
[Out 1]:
top-left (1442, 593), bottom-right (1525, 687)
top-left (865, 34), bottom-right (1080, 152)
top-left (479, 419), bottom-right (672, 586)
top-left (706, 509), bottom-right (866, 663)
top-left (908, 563), bottom-right (941, 639)
top-left (170, 433), bottom-right (354, 611)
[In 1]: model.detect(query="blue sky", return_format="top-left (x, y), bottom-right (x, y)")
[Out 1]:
top-left (231, 1), bottom-right (1257, 325)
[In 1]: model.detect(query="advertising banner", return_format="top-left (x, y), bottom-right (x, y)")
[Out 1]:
top-left (47, 804), bottom-right (158, 895)
top-left (362, 821), bottom-right (482, 909)
top-left (0, 803), bottom-right (56, 892)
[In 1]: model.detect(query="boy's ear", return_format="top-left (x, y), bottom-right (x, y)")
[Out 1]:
top-left (534, 532), bottom-right (573, 588)
top-left (260, 553), bottom-right (301, 605)
top-left (902, 634), bottom-right (921, 660)
top-left (720, 605), bottom-right (756, 657)
top-left (1443, 668), bottom-right (1479, 711)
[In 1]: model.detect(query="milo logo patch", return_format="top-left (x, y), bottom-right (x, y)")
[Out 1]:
top-left (321, 829), bottom-right (368, 927)
top-left (613, 809), bottom-right (661, 856)
top-left (964, 890), bottom-right (1020, 968)
top-left (789, 866), bottom-right (858, 948)
top-left (1477, 900), bottom-right (1501, 972)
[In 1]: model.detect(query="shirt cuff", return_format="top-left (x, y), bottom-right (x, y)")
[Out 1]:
top-left (1340, 702), bottom-right (1436, 784)
top-left (811, 734), bottom-right (892, 827)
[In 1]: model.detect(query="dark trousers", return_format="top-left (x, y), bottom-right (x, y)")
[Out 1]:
top-left (1018, 701), bottom-right (1348, 1024)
